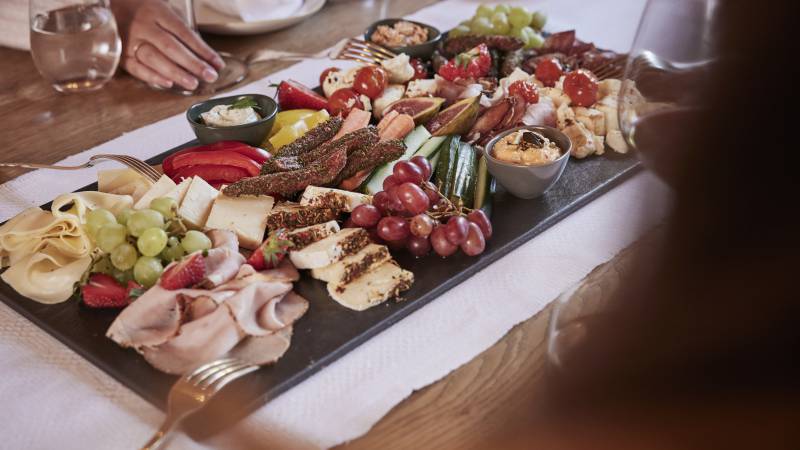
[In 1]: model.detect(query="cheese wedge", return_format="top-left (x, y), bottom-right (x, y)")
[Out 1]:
top-left (163, 178), bottom-right (192, 204)
top-left (311, 243), bottom-right (391, 284)
top-left (177, 176), bottom-right (219, 229)
top-left (205, 195), bottom-right (275, 249)
top-left (285, 220), bottom-right (340, 250)
top-left (98, 168), bottom-right (146, 193)
top-left (299, 186), bottom-right (371, 212)
top-left (326, 260), bottom-right (413, 311)
top-left (266, 202), bottom-right (339, 231)
top-left (289, 228), bottom-right (370, 269)
top-left (133, 175), bottom-right (177, 210)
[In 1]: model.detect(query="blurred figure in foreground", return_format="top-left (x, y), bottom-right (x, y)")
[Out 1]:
top-left (488, 0), bottom-right (799, 448)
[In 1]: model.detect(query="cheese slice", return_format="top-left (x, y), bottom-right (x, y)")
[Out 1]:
top-left (133, 175), bottom-right (177, 210)
top-left (177, 176), bottom-right (219, 229)
top-left (289, 228), bottom-right (370, 269)
top-left (285, 220), bottom-right (340, 250)
top-left (98, 168), bottom-right (146, 193)
top-left (205, 195), bottom-right (275, 249)
top-left (311, 243), bottom-right (391, 284)
top-left (163, 177), bottom-right (192, 204)
top-left (299, 186), bottom-right (371, 212)
top-left (326, 260), bottom-right (413, 311)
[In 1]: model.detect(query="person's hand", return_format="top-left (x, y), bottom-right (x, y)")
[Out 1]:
top-left (112, 0), bottom-right (225, 90)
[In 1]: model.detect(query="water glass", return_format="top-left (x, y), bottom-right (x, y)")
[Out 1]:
top-left (29, 0), bottom-right (121, 93)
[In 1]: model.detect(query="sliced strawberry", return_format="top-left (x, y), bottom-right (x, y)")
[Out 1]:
top-left (247, 230), bottom-right (294, 270)
top-left (81, 273), bottom-right (130, 308)
top-left (160, 252), bottom-right (206, 290)
top-left (277, 80), bottom-right (328, 110)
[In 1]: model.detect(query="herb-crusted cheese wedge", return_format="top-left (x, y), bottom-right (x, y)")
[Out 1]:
top-left (205, 195), bottom-right (275, 249)
top-left (177, 176), bottom-right (219, 229)
top-left (289, 228), bottom-right (370, 269)
top-left (326, 260), bottom-right (413, 311)
top-left (299, 186), bottom-right (371, 213)
top-left (285, 220), bottom-right (340, 251)
top-left (311, 243), bottom-right (391, 284)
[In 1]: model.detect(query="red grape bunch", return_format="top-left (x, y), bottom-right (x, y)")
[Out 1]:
top-left (349, 155), bottom-right (493, 258)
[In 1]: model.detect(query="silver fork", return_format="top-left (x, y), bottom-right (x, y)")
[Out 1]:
top-left (141, 358), bottom-right (259, 450)
top-left (246, 37), bottom-right (396, 65)
top-left (0, 153), bottom-right (162, 183)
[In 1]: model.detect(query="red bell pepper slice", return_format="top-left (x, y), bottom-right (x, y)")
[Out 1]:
top-left (170, 164), bottom-right (250, 184)
top-left (170, 151), bottom-right (261, 177)
top-left (162, 141), bottom-right (270, 175)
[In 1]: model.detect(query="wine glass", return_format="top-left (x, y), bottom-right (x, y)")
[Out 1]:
top-left (29, 0), bottom-right (122, 93)
top-left (158, 0), bottom-right (248, 95)
top-left (547, 0), bottom-right (720, 371)
top-left (618, 0), bottom-right (719, 182)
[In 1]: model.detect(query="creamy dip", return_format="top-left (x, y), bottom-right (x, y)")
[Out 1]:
top-left (200, 104), bottom-right (260, 127)
top-left (492, 129), bottom-right (562, 165)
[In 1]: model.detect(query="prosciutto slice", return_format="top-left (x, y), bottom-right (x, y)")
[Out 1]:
top-left (106, 230), bottom-right (308, 374)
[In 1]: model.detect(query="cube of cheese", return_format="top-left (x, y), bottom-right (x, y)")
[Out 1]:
top-left (177, 176), bottom-right (219, 229)
top-left (299, 186), bottom-right (371, 212)
top-left (205, 195), bottom-right (275, 249)
top-left (133, 175), bottom-right (177, 210)
top-left (326, 261), bottom-right (413, 311)
top-left (163, 178), bottom-right (192, 204)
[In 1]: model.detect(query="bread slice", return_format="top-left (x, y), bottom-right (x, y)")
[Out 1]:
top-left (289, 228), bottom-right (370, 269)
top-left (326, 260), bottom-right (413, 311)
top-left (311, 243), bottom-right (391, 284)
top-left (299, 186), bottom-right (371, 212)
top-left (285, 220), bottom-right (340, 251)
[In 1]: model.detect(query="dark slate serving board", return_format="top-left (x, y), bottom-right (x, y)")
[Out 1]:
top-left (0, 140), bottom-right (640, 439)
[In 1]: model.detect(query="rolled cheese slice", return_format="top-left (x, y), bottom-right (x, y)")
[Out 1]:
top-left (0, 248), bottom-right (91, 304)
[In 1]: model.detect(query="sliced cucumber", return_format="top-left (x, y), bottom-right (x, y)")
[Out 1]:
top-left (363, 126), bottom-right (431, 194)
top-left (413, 135), bottom-right (447, 159)
top-left (450, 142), bottom-right (477, 208)
top-left (434, 135), bottom-right (460, 195)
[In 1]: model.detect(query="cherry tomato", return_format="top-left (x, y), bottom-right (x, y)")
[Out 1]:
top-left (353, 66), bottom-right (388, 99)
top-left (327, 88), bottom-right (364, 117)
top-left (410, 58), bottom-right (428, 80)
top-left (319, 67), bottom-right (340, 88)
top-left (563, 69), bottom-right (599, 107)
top-left (508, 80), bottom-right (539, 103)
top-left (535, 57), bottom-right (563, 87)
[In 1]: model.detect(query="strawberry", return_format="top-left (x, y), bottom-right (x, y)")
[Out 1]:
top-left (159, 252), bottom-right (206, 290)
top-left (247, 230), bottom-right (294, 270)
top-left (81, 273), bottom-right (131, 308)
top-left (437, 44), bottom-right (492, 82)
top-left (276, 80), bottom-right (328, 111)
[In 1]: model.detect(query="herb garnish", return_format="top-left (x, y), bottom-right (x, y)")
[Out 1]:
top-left (230, 96), bottom-right (260, 111)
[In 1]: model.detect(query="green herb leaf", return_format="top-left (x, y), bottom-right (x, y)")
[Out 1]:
top-left (230, 96), bottom-right (260, 110)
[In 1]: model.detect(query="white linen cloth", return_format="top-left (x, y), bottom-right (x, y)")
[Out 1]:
top-left (0, 1), bottom-right (662, 448)
top-left (200, 0), bottom-right (302, 22)
top-left (0, 0), bottom-right (30, 50)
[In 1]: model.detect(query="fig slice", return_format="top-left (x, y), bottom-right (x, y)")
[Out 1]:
top-left (425, 96), bottom-right (480, 137)
top-left (384, 97), bottom-right (445, 126)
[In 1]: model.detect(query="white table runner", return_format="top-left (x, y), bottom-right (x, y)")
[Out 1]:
top-left (0, 1), bottom-right (664, 448)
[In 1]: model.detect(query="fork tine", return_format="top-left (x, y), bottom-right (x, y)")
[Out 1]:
top-left (339, 50), bottom-right (385, 65)
top-left (186, 358), bottom-right (236, 380)
top-left (107, 155), bottom-right (161, 182)
top-left (117, 155), bottom-right (161, 180)
top-left (205, 364), bottom-right (259, 393)
top-left (347, 39), bottom-right (396, 59)
top-left (190, 359), bottom-right (242, 385)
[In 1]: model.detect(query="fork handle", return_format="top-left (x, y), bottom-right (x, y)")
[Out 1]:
top-left (0, 162), bottom-right (93, 170)
top-left (140, 415), bottom-right (183, 450)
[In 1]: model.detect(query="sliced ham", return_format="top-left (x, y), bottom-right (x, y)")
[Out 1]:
top-left (225, 282), bottom-right (293, 336)
top-left (263, 291), bottom-right (309, 331)
top-left (332, 108), bottom-right (371, 140)
top-left (228, 326), bottom-right (293, 366)
top-left (142, 305), bottom-right (243, 374)
top-left (376, 110), bottom-right (399, 132)
top-left (201, 229), bottom-right (246, 288)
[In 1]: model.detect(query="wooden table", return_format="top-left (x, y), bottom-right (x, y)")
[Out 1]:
top-left (0, 1), bottom-right (637, 447)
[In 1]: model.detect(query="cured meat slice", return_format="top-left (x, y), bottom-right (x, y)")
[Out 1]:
top-left (228, 326), bottom-right (293, 366)
top-left (201, 229), bottom-right (246, 288)
top-left (259, 291), bottom-right (309, 331)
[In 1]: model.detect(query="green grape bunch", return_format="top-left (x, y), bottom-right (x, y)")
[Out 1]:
top-left (448, 4), bottom-right (547, 49)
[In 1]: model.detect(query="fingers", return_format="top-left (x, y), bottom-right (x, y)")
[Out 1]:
top-left (136, 43), bottom-right (200, 90)
top-left (147, 26), bottom-right (220, 84)
top-left (157, 13), bottom-right (225, 70)
top-left (123, 55), bottom-right (173, 89)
